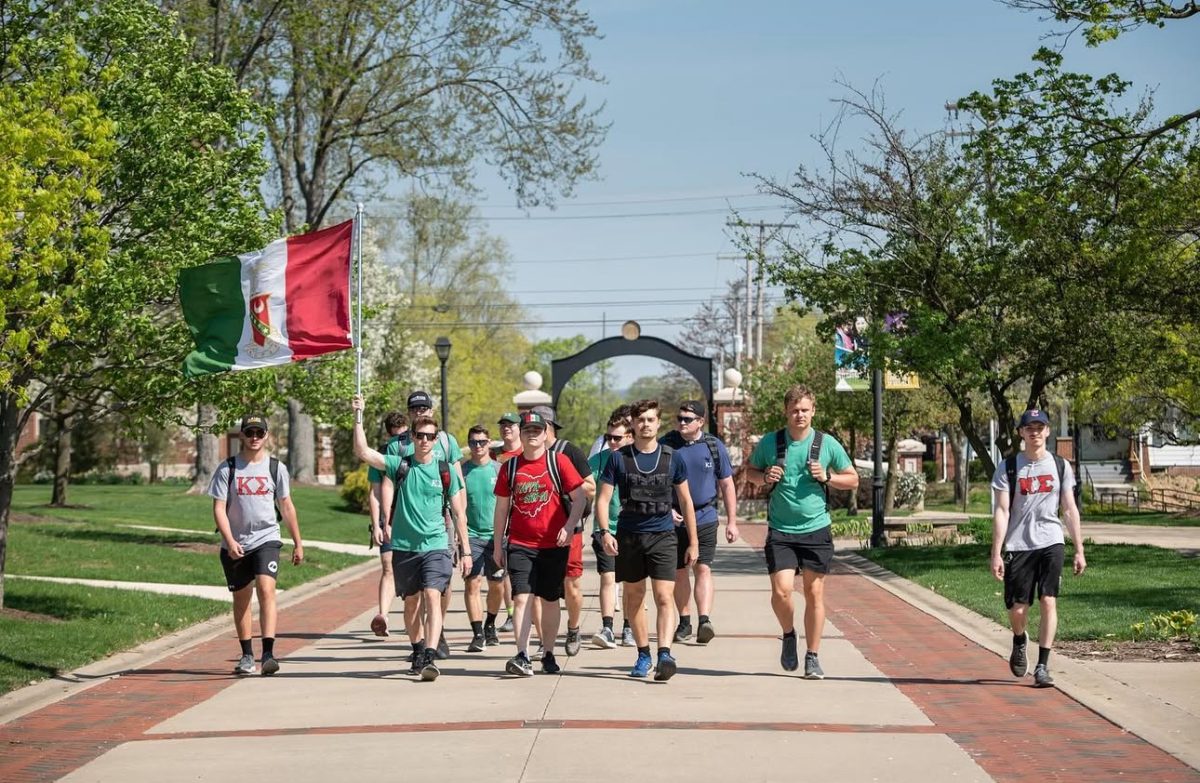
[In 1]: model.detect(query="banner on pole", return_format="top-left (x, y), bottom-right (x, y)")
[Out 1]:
top-left (834, 319), bottom-right (869, 392)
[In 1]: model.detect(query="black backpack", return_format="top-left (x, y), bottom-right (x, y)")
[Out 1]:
top-left (661, 430), bottom-right (724, 511)
top-left (222, 455), bottom-right (282, 526)
top-left (1004, 453), bottom-right (1080, 509)
top-left (774, 429), bottom-right (831, 509)
top-left (503, 449), bottom-right (574, 539)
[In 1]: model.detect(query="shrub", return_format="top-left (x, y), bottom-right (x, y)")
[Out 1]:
top-left (341, 464), bottom-right (371, 512)
top-left (894, 472), bottom-right (926, 510)
top-left (958, 517), bottom-right (992, 545)
top-left (1131, 610), bottom-right (1197, 641)
top-left (922, 460), bottom-right (937, 483)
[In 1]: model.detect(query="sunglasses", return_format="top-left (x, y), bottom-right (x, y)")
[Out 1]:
top-left (604, 433), bottom-right (626, 442)
top-left (412, 431), bottom-right (438, 442)
top-left (243, 429), bottom-right (266, 438)
top-left (468, 439), bottom-right (489, 448)
top-left (677, 416), bottom-right (700, 424)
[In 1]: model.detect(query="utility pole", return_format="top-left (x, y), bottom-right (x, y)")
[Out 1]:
top-left (756, 223), bottom-right (766, 361)
top-left (724, 220), bottom-right (798, 366)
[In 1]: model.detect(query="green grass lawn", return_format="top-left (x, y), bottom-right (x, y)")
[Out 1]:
top-left (1079, 508), bottom-right (1200, 527)
top-left (0, 580), bottom-right (228, 695)
top-left (860, 542), bottom-right (1200, 641)
top-left (925, 483), bottom-right (993, 515)
top-left (2, 483), bottom-right (375, 696)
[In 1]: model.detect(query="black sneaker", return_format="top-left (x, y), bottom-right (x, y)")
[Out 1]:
top-left (484, 626), bottom-right (500, 647)
top-left (696, 620), bottom-right (715, 644)
top-left (467, 633), bottom-right (486, 653)
top-left (436, 633), bottom-right (450, 660)
top-left (803, 651), bottom-right (824, 680)
top-left (506, 652), bottom-right (534, 677)
top-left (407, 650), bottom-right (422, 676)
top-left (260, 656), bottom-right (280, 677)
top-left (781, 634), bottom-right (799, 672)
top-left (1033, 664), bottom-right (1055, 688)
top-left (420, 649), bottom-right (440, 681)
top-left (542, 651), bottom-right (561, 674)
top-left (673, 623), bottom-right (693, 643)
top-left (1009, 641), bottom-right (1028, 677)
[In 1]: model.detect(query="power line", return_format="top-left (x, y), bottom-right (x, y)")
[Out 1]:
top-left (379, 250), bottom-right (727, 266)
top-left (369, 205), bottom-right (782, 221)
top-left (489, 192), bottom-right (761, 208)
top-left (407, 296), bottom-right (788, 310)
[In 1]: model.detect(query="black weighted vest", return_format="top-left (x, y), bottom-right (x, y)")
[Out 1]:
top-left (618, 444), bottom-right (675, 516)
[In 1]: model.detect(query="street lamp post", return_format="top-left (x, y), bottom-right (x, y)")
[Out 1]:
top-left (434, 336), bottom-right (451, 433)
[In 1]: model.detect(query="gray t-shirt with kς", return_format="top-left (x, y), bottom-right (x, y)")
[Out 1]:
top-left (990, 453), bottom-right (1075, 552)
top-left (207, 455), bottom-right (291, 551)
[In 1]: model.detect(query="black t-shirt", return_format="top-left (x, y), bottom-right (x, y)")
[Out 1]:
top-left (551, 438), bottom-right (593, 523)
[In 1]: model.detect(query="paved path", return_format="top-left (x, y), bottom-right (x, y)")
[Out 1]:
top-left (1078, 521), bottom-right (1200, 554)
top-left (118, 525), bottom-right (376, 556)
top-left (1, 529), bottom-right (1196, 782)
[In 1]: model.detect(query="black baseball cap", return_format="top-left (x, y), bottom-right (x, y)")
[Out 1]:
top-left (407, 391), bottom-right (434, 410)
top-left (679, 400), bottom-right (706, 418)
top-left (520, 412), bottom-right (548, 430)
top-left (240, 414), bottom-right (269, 433)
top-left (530, 405), bottom-right (561, 428)
top-left (1018, 409), bottom-right (1051, 428)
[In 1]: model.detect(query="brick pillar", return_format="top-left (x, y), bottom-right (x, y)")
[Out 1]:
top-left (316, 425), bottom-right (336, 485)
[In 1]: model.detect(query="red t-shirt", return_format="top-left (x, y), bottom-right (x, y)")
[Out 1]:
top-left (495, 451), bottom-right (584, 549)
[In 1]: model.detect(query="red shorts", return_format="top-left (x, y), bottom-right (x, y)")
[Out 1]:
top-left (566, 531), bottom-right (584, 578)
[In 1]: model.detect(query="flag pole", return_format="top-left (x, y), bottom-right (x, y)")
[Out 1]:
top-left (354, 202), bottom-right (365, 423)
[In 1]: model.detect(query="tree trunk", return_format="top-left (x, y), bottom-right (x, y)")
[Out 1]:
top-left (846, 425), bottom-right (859, 516)
top-left (883, 432), bottom-right (899, 512)
top-left (947, 425), bottom-right (966, 505)
top-left (149, 460), bottom-right (160, 484)
top-left (288, 398), bottom-right (315, 483)
top-left (0, 391), bottom-right (22, 609)
top-left (50, 396), bottom-right (72, 507)
top-left (189, 402), bottom-right (220, 493)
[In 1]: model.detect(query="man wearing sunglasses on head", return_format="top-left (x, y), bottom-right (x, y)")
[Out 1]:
top-left (461, 425), bottom-right (504, 652)
top-left (209, 415), bottom-right (304, 677)
top-left (660, 401), bottom-right (739, 645)
top-left (353, 395), bottom-right (470, 681)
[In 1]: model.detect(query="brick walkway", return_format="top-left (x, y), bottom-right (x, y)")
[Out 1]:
top-left (2, 526), bottom-right (1197, 782)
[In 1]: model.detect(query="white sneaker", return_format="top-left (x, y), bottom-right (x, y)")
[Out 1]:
top-left (592, 627), bottom-right (617, 649)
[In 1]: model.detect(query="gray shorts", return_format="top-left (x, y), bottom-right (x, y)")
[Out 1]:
top-left (392, 549), bottom-right (452, 598)
top-left (467, 536), bottom-right (503, 581)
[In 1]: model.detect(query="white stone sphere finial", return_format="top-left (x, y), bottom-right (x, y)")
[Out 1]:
top-left (523, 371), bottom-right (543, 391)
top-left (725, 368), bottom-right (743, 389)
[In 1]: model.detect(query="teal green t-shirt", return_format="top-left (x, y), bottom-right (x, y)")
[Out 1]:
top-left (383, 455), bottom-right (465, 552)
top-left (749, 429), bottom-right (851, 534)
top-left (367, 434), bottom-right (406, 484)
top-left (587, 450), bottom-right (620, 534)
top-left (402, 431), bottom-right (463, 463)
top-left (462, 459), bottom-right (500, 539)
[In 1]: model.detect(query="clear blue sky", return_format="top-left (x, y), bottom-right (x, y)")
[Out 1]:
top-left (450, 0), bottom-right (1195, 387)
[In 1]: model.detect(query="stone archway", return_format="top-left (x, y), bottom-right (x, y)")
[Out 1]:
top-left (550, 335), bottom-right (714, 428)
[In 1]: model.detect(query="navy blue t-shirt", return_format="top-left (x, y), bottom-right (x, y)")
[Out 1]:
top-left (600, 445), bottom-right (688, 534)
top-left (660, 433), bottom-right (732, 527)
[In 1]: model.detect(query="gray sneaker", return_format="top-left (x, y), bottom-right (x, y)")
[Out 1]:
top-left (803, 651), bottom-right (824, 680)
top-left (1033, 664), bottom-right (1055, 688)
top-left (233, 654), bottom-right (256, 675)
top-left (621, 627), bottom-right (636, 647)
top-left (499, 615), bottom-right (514, 633)
top-left (564, 628), bottom-right (581, 657)
top-left (696, 620), bottom-right (716, 644)
top-left (592, 627), bottom-right (617, 649)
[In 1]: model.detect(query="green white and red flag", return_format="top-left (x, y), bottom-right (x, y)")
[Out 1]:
top-left (179, 221), bottom-right (354, 378)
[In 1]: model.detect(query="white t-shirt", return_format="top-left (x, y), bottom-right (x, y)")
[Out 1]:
top-left (208, 455), bottom-right (291, 551)
top-left (991, 453), bottom-right (1074, 552)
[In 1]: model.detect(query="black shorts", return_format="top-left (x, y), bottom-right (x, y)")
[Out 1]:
top-left (506, 544), bottom-right (569, 602)
top-left (615, 530), bottom-right (676, 583)
top-left (764, 527), bottom-right (834, 575)
top-left (592, 532), bottom-right (616, 574)
top-left (1003, 544), bottom-right (1064, 608)
top-left (466, 536), bottom-right (503, 581)
top-left (676, 523), bottom-right (718, 569)
top-left (220, 541), bottom-right (282, 592)
top-left (392, 549), bottom-right (453, 598)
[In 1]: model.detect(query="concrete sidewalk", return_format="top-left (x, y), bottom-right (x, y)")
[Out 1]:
top-left (1, 531), bottom-right (1197, 782)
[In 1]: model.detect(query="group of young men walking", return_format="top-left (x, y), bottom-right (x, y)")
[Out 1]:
top-left (211, 384), bottom-right (1085, 692)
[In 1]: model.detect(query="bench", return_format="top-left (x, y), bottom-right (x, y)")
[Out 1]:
top-left (882, 515), bottom-right (970, 543)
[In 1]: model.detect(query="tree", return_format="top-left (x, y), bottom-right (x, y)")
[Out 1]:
top-left (0, 0), bottom-right (274, 607)
top-left (751, 69), bottom-right (1199, 478)
top-left (166, 0), bottom-right (608, 479)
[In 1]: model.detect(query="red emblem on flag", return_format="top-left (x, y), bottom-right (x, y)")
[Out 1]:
top-left (250, 293), bottom-right (271, 346)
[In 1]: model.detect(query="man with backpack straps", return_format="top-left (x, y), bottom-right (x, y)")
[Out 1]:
top-left (492, 411), bottom-right (586, 677)
top-left (365, 410), bottom-right (408, 637)
top-left (208, 414), bottom-right (304, 677)
top-left (391, 389), bottom-right (465, 660)
top-left (531, 404), bottom-right (595, 658)
top-left (353, 395), bottom-right (470, 682)
top-left (596, 399), bottom-right (698, 682)
top-left (660, 400), bottom-right (739, 645)
top-left (746, 385), bottom-right (858, 680)
top-left (991, 408), bottom-right (1087, 689)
